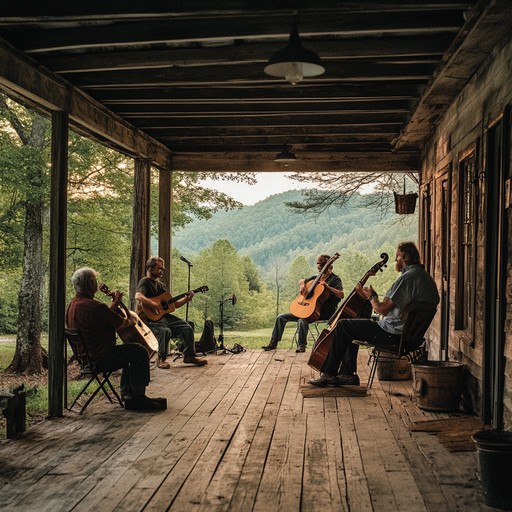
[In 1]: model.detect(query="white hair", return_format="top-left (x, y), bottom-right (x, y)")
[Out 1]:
top-left (71, 267), bottom-right (98, 292)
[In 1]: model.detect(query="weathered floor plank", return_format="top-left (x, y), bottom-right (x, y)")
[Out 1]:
top-left (0, 350), bottom-right (494, 512)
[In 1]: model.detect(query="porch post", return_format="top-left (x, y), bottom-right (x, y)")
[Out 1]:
top-left (158, 169), bottom-right (172, 290)
top-left (48, 111), bottom-right (68, 418)
top-left (129, 158), bottom-right (151, 309)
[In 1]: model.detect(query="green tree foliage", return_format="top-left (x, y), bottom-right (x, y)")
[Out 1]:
top-left (190, 240), bottom-right (244, 328)
top-left (284, 255), bottom-right (314, 301)
top-left (241, 256), bottom-right (263, 292)
top-left (0, 97), bottom-right (50, 373)
top-left (173, 190), bottom-right (417, 268)
top-left (0, 96), bottom-right (257, 373)
top-left (171, 241), bottom-right (276, 332)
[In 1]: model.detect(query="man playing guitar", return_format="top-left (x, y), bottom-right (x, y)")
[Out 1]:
top-left (262, 253), bottom-right (344, 353)
top-left (135, 256), bottom-right (207, 368)
top-left (66, 267), bottom-right (166, 410)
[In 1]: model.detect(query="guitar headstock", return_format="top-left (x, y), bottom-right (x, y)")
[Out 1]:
top-left (99, 283), bottom-right (113, 297)
top-left (197, 285), bottom-right (209, 293)
top-left (319, 253), bottom-right (340, 275)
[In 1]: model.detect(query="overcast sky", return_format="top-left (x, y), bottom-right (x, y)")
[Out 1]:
top-left (200, 172), bottom-right (311, 205)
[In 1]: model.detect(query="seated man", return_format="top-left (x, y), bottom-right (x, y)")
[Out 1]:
top-left (66, 267), bottom-right (166, 411)
top-left (135, 256), bottom-right (207, 367)
top-left (262, 253), bottom-right (344, 353)
top-left (310, 242), bottom-right (439, 387)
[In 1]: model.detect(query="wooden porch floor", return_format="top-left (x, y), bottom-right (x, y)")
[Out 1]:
top-left (0, 349), bottom-right (493, 511)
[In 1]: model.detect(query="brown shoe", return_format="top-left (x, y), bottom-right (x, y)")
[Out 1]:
top-left (157, 357), bottom-right (171, 369)
top-left (183, 356), bottom-right (208, 366)
top-left (262, 340), bottom-right (278, 351)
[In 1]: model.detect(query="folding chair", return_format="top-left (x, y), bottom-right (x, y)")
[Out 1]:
top-left (353, 301), bottom-right (437, 391)
top-left (65, 328), bottom-right (123, 414)
top-left (291, 319), bottom-right (326, 348)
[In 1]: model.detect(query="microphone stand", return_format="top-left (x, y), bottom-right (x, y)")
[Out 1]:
top-left (217, 296), bottom-right (235, 354)
top-left (184, 261), bottom-right (192, 323)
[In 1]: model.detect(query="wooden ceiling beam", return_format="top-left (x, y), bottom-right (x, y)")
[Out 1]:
top-left (133, 112), bottom-right (408, 129)
top-left (67, 61), bottom-right (436, 87)
top-left (40, 35), bottom-right (453, 74)
top-left (0, 37), bottom-right (171, 169)
top-left (171, 151), bottom-right (420, 173)
top-left (111, 98), bottom-right (412, 114)
top-left (6, 11), bottom-right (464, 53)
top-left (0, 2), bottom-right (475, 20)
top-left (91, 83), bottom-right (424, 102)
top-left (153, 124), bottom-right (402, 138)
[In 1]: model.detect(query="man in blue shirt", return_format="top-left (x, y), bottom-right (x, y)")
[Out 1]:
top-left (310, 242), bottom-right (439, 386)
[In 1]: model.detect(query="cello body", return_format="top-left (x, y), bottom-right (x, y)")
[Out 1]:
top-left (308, 253), bottom-right (388, 372)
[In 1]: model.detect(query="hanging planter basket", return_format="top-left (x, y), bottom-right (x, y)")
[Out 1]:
top-left (394, 178), bottom-right (418, 214)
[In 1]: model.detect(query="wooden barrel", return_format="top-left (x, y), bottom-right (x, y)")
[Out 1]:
top-left (377, 357), bottom-right (411, 381)
top-left (411, 361), bottom-right (463, 411)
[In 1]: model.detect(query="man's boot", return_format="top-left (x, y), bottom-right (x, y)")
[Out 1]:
top-left (261, 339), bottom-right (278, 351)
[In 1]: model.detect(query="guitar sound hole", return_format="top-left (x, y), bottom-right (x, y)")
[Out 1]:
top-left (160, 301), bottom-right (168, 310)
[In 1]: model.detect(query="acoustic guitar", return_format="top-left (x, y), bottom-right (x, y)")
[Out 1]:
top-left (138, 285), bottom-right (209, 322)
top-left (289, 252), bottom-right (340, 322)
top-left (308, 253), bottom-right (389, 372)
top-left (99, 284), bottom-right (158, 356)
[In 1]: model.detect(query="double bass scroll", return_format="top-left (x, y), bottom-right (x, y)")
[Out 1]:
top-left (307, 253), bottom-right (389, 372)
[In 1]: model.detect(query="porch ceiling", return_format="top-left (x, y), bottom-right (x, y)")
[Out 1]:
top-left (0, 1), bottom-right (510, 172)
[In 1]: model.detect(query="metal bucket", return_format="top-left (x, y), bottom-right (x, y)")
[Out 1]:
top-left (411, 361), bottom-right (463, 411)
top-left (473, 431), bottom-right (512, 509)
top-left (377, 357), bottom-right (412, 381)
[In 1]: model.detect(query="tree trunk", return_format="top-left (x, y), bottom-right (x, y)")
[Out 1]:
top-left (5, 114), bottom-right (48, 374)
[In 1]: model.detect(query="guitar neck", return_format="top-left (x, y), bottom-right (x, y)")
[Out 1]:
top-left (162, 286), bottom-right (203, 306)
top-left (164, 292), bottom-right (187, 306)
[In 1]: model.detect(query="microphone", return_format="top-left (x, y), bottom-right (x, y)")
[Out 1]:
top-left (231, 294), bottom-right (237, 305)
top-left (179, 255), bottom-right (193, 267)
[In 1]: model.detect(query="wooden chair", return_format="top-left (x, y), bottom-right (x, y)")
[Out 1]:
top-left (353, 301), bottom-right (437, 391)
top-left (65, 328), bottom-right (123, 414)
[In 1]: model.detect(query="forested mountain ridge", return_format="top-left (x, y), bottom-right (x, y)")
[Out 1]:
top-left (174, 190), bottom-right (418, 268)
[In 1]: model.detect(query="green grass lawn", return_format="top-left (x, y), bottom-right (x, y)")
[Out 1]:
top-left (217, 324), bottom-right (299, 350)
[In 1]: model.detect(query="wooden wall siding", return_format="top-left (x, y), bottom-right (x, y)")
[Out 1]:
top-left (420, 36), bottom-right (512, 427)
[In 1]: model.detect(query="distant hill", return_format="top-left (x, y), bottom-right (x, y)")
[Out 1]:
top-left (173, 190), bottom-right (418, 268)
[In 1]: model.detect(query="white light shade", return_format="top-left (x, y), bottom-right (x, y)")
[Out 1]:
top-left (264, 20), bottom-right (325, 85)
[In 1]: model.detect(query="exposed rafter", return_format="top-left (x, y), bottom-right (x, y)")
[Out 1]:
top-left (0, 1), bottom-right (509, 173)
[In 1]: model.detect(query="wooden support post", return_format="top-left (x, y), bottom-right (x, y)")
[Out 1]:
top-left (158, 169), bottom-right (172, 290)
top-left (129, 158), bottom-right (151, 309)
top-left (48, 111), bottom-right (68, 418)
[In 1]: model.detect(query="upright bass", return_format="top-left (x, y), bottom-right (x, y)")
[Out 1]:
top-left (308, 253), bottom-right (389, 372)
top-left (289, 252), bottom-right (340, 322)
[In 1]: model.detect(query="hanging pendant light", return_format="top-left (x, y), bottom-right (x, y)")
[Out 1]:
top-left (264, 17), bottom-right (325, 85)
top-left (274, 144), bottom-right (297, 165)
